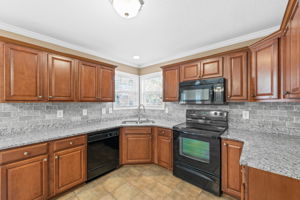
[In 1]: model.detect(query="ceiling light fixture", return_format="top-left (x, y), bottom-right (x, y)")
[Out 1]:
top-left (110, 0), bottom-right (144, 19)
top-left (133, 56), bottom-right (140, 60)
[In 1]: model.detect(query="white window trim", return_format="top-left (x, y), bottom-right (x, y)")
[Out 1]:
top-left (140, 72), bottom-right (165, 110)
top-left (113, 71), bottom-right (140, 110)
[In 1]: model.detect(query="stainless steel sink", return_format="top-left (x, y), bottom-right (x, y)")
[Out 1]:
top-left (122, 119), bottom-right (155, 124)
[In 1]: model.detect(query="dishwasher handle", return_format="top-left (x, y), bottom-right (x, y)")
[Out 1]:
top-left (88, 131), bottom-right (119, 143)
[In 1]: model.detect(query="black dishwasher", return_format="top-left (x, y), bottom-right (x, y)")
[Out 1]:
top-left (87, 128), bottom-right (119, 181)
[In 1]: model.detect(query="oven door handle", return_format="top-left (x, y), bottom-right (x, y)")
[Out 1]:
top-left (176, 165), bottom-right (215, 182)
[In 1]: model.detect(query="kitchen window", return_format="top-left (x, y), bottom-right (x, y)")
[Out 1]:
top-left (140, 72), bottom-right (164, 109)
top-left (114, 71), bottom-right (139, 110)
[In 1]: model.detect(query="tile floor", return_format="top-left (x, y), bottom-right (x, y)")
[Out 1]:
top-left (55, 165), bottom-right (236, 200)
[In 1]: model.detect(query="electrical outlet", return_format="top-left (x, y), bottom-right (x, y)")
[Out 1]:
top-left (165, 107), bottom-right (169, 114)
top-left (57, 110), bottom-right (63, 118)
top-left (109, 107), bottom-right (113, 114)
top-left (82, 109), bottom-right (88, 116)
top-left (242, 111), bottom-right (250, 120)
top-left (102, 108), bottom-right (106, 115)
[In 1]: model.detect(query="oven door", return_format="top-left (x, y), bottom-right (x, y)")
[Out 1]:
top-left (179, 84), bottom-right (214, 104)
top-left (173, 130), bottom-right (221, 176)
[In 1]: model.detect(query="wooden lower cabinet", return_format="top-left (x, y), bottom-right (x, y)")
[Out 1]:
top-left (222, 139), bottom-right (243, 199)
top-left (242, 166), bottom-right (300, 200)
top-left (121, 127), bottom-right (153, 164)
top-left (0, 155), bottom-right (48, 200)
top-left (157, 128), bottom-right (173, 170)
top-left (53, 145), bottom-right (86, 195)
top-left (0, 135), bottom-right (87, 200)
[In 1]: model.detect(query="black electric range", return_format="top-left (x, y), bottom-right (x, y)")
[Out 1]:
top-left (173, 110), bottom-right (228, 196)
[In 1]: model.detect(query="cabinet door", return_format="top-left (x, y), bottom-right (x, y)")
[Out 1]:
top-left (48, 54), bottom-right (76, 101)
top-left (157, 135), bottom-right (172, 170)
top-left (180, 62), bottom-right (200, 82)
top-left (78, 61), bottom-right (99, 102)
top-left (283, 2), bottom-right (300, 99)
top-left (200, 57), bottom-right (223, 79)
top-left (122, 133), bottom-right (152, 164)
top-left (53, 145), bottom-right (86, 194)
top-left (225, 51), bottom-right (248, 101)
top-left (243, 167), bottom-right (300, 200)
top-left (0, 155), bottom-right (48, 200)
top-left (4, 44), bottom-right (46, 101)
top-left (99, 66), bottom-right (115, 102)
top-left (251, 38), bottom-right (279, 100)
top-left (222, 139), bottom-right (243, 199)
top-left (163, 66), bottom-right (180, 101)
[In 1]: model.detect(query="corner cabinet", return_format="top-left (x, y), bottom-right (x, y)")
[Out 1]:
top-left (222, 139), bottom-right (243, 199)
top-left (162, 66), bottom-right (180, 102)
top-left (250, 35), bottom-right (280, 100)
top-left (282, 1), bottom-right (300, 99)
top-left (120, 127), bottom-right (152, 164)
top-left (224, 51), bottom-right (249, 101)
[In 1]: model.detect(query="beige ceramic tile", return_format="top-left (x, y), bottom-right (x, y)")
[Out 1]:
top-left (58, 165), bottom-right (235, 200)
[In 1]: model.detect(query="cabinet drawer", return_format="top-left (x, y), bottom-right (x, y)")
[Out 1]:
top-left (123, 127), bottom-right (152, 134)
top-left (0, 143), bottom-right (48, 165)
top-left (53, 135), bottom-right (86, 152)
top-left (157, 128), bottom-right (172, 137)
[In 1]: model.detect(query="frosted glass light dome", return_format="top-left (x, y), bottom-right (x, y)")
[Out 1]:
top-left (111, 0), bottom-right (144, 19)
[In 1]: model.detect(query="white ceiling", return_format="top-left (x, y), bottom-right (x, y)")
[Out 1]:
top-left (0, 0), bottom-right (288, 67)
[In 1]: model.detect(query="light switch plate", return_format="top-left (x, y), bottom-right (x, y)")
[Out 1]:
top-left (165, 107), bottom-right (169, 114)
top-left (242, 111), bottom-right (250, 120)
top-left (57, 110), bottom-right (63, 118)
top-left (102, 108), bottom-right (106, 115)
top-left (83, 109), bottom-right (88, 116)
top-left (109, 107), bottom-right (113, 114)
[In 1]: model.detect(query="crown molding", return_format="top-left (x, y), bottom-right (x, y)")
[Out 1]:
top-left (0, 21), bottom-right (138, 67)
top-left (138, 25), bottom-right (280, 68)
top-left (0, 21), bottom-right (279, 69)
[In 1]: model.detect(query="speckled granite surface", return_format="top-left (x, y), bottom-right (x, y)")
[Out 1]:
top-left (0, 119), bottom-right (178, 151)
top-left (222, 129), bottom-right (300, 180)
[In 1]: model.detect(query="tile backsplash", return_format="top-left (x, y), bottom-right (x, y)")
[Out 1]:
top-left (1, 102), bottom-right (300, 136)
top-left (145, 102), bottom-right (300, 136)
top-left (0, 103), bottom-right (137, 136)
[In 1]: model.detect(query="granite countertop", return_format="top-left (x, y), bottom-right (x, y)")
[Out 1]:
top-left (0, 119), bottom-right (178, 151)
top-left (1, 120), bottom-right (299, 181)
top-left (222, 129), bottom-right (300, 180)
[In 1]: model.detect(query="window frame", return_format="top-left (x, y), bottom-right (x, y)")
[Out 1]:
top-left (113, 71), bottom-right (140, 110)
top-left (140, 72), bottom-right (165, 110)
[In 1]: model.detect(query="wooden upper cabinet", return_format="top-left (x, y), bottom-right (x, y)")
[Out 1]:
top-left (200, 57), bottom-right (223, 79)
top-left (224, 51), bottom-right (248, 101)
top-left (0, 155), bottom-right (48, 200)
top-left (222, 139), bottom-right (243, 199)
top-left (48, 54), bottom-right (76, 101)
top-left (4, 43), bottom-right (46, 101)
top-left (53, 145), bottom-right (86, 195)
top-left (163, 66), bottom-right (180, 102)
top-left (282, 2), bottom-right (300, 99)
top-left (78, 61), bottom-right (100, 102)
top-left (180, 62), bottom-right (200, 82)
top-left (250, 36), bottom-right (279, 100)
top-left (99, 66), bottom-right (115, 102)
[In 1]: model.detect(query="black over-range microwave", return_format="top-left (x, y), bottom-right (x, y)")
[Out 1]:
top-left (179, 78), bottom-right (225, 105)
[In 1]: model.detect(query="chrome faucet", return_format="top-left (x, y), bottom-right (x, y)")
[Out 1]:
top-left (137, 104), bottom-right (146, 123)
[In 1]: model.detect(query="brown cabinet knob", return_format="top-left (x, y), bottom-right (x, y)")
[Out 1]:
top-left (55, 156), bottom-right (59, 159)
top-left (69, 141), bottom-right (73, 145)
top-left (284, 91), bottom-right (290, 95)
top-left (23, 152), bottom-right (29, 156)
